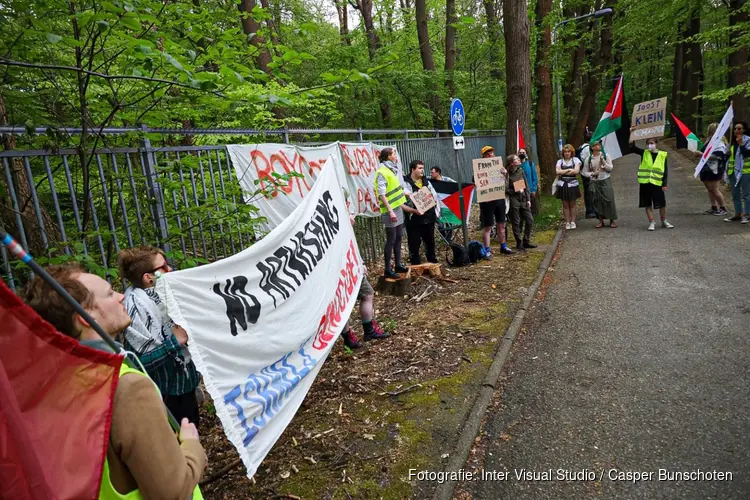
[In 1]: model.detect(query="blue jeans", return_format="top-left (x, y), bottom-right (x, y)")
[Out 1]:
top-left (729, 173), bottom-right (750, 215)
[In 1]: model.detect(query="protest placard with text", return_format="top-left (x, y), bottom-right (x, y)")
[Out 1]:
top-left (411, 186), bottom-right (436, 214)
top-left (472, 157), bottom-right (506, 203)
top-left (630, 97), bottom-right (667, 142)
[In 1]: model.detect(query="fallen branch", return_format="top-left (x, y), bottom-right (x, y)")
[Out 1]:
top-left (199, 457), bottom-right (243, 486)
top-left (379, 383), bottom-right (423, 397)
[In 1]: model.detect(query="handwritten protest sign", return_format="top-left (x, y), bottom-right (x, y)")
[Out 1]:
top-left (472, 157), bottom-right (506, 203)
top-left (630, 97), bottom-right (667, 142)
top-left (513, 178), bottom-right (527, 193)
top-left (411, 186), bottom-right (436, 213)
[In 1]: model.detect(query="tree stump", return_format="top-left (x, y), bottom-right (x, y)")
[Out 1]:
top-left (375, 269), bottom-right (412, 297)
top-left (407, 263), bottom-right (442, 278)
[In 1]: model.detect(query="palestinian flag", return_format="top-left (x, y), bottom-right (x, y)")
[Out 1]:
top-left (591, 74), bottom-right (630, 160)
top-left (430, 179), bottom-right (474, 226)
top-left (671, 113), bottom-right (703, 152)
top-left (516, 120), bottom-right (526, 152)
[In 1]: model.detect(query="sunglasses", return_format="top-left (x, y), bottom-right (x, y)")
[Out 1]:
top-left (148, 262), bottom-right (170, 274)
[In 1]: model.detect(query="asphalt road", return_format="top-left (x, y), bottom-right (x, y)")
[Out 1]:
top-left (462, 146), bottom-right (750, 500)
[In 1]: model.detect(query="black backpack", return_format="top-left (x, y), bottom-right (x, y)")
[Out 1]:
top-left (467, 240), bottom-right (484, 263)
top-left (447, 242), bottom-right (470, 267)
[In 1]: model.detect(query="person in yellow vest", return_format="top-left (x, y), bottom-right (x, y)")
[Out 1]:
top-left (631, 136), bottom-right (674, 231)
top-left (25, 264), bottom-right (206, 499)
top-left (726, 121), bottom-right (750, 223)
top-left (375, 147), bottom-right (420, 279)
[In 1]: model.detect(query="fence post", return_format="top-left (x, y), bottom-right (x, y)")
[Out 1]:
top-left (368, 218), bottom-right (377, 264)
top-left (357, 128), bottom-right (363, 142)
top-left (140, 135), bottom-right (172, 259)
top-left (283, 128), bottom-right (290, 144)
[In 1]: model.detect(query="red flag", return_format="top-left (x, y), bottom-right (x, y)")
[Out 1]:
top-left (442, 184), bottom-right (475, 222)
top-left (0, 279), bottom-right (123, 500)
top-left (516, 120), bottom-right (526, 152)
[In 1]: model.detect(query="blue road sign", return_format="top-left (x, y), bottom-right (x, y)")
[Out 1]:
top-left (450, 98), bottom-right (465, 136)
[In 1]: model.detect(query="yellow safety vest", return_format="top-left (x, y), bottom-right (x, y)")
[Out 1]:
top-left (99, 363), bottom-right (204, 500)
top-left (637, 151), bottom-right (667, 186)
top-left (728, 145), bottom-right (736, 175)
top-left (374, 165), bottom-right (406, 214)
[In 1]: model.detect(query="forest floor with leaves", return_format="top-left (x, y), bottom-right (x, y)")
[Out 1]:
top-left (198, 197), bottom-right (561, 500)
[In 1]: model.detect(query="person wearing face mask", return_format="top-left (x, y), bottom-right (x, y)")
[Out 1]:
top-left (118, 246), bottom-right (202, 427)
top-left (630, 133), bottom-right (674, 231)
top-left (518, 147), bottom-right (539, 216)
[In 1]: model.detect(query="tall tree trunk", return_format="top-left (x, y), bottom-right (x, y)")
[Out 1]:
top-left (445, 0), bottom-right (457, 98)
top-left (259, 0), bottom-right (280, 49)
top-left (728, 0), bottom-right (748, 119)
top-left (569, 0), bottom-right (616, 148)
top-left (484, 0), bottom-right (502, 80)
top-left (351, 0), bottom-right (391, 125)
top-left (336, 0), bottom-right (351, 46)
top-left (239, 0), bottom-right (272, 74)
top-left (415, 0), bottom-right (440, 126)
top-left (534, 0), bottom-right (557, 187)
top-left (680, 2), bottom-right (702, 132)
top-left (671, 40), bottom-right (684, 134)
top-left (503, 0), bottom-right (531, 156)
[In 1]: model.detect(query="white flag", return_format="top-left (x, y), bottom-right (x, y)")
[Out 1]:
top-left (695, 103), bottom-right (733, 178)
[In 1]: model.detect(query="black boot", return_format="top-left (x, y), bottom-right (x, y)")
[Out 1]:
top-left (523, 240), bottom-right (537, 249)
top-left (516, 242), bottom-right (526, 251)
top-left (341, 328), bottom-right (363, 349)
top-left (384, 269), bottom-right (399, 279)
top-left (395, 264), bottom-right (408, 273)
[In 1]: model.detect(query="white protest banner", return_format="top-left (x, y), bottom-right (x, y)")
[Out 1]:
top-left (411, 186), bottom-right (436, 213)
top-left (157, 158), bottom-right (363, 479)
top-left (472, 157), bottom-right (506, 203)
top-left (227, 142), bottom-right (403, 230)
top-left (630, 97), bottom-right (668, 142)
top-left (695, 103), bottom-right (734, 178)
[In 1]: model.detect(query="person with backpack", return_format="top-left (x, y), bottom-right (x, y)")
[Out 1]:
top-left (581, 139), bottom-right (618, 228)
top-left (576, 130), bottom-right (597, 219)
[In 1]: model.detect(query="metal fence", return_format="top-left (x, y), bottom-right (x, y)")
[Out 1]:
top-left (0, 127), bottom-right (515, 290)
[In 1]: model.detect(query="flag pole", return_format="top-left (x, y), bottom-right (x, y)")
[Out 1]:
top-left (0, 228), bottom-right (181, 432)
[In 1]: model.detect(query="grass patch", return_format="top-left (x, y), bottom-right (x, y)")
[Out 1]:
top-left (535, 194), bottom-right (562, 231)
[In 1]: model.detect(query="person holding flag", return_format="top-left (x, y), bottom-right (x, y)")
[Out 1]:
top-left (23, 264), bottom-right (207, 499)
top-left (697, 122), bottom-right (728, 216)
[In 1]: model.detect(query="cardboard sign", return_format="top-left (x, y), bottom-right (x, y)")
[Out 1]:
top-left (412, 186), bottom-right (436, 213)
top-left (472, 157), bottom-right (506, 203)
top-left (630, 97), bottom-right (667, 142)
top-left (513, 178), bottom-right (527, 193)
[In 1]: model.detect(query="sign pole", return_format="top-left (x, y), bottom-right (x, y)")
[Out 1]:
top-left (450, 98), bottom-right (469, 248)
top-left (454, 149), bottom-right (470, 246)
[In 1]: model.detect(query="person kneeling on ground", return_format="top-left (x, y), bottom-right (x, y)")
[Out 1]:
top-left (479, 145), bottom-right (512, 257)
top-left (506, 154), bottom-right (537, 251)
top-left (581, 139), bottom-right (618, 228)
top-left (25, 264), bottom-right (206, 499)
top-left (630, 133), bottom-right (674, 231)
top-left (118, 246), bottom-right (202, 428)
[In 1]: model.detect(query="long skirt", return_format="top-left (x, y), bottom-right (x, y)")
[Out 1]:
top-left (588, 177), bottom-right (618, 220)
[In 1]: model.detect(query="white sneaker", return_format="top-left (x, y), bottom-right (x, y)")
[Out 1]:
top-left (662, 220), bottom-right (674, 229)
top-left (570, 222), bottom-right (577, 230)
top-left (565, 222), bottom-right (571, 230)
top-left (742, 216), bottom-right (750, 224)
top-left (648, 221), bottom-right (656, 231)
